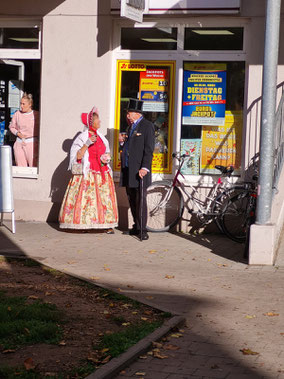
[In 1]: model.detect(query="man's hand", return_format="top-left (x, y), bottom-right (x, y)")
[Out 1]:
top-left (139, 168), bottom-right (148, 178)
top-left (119, 133), bottom-right (127, 143)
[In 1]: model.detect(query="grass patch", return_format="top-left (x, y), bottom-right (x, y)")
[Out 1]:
top-left (42, 267), bottom-right (65, 277)
top-left (98, 320), bottom-right (163, 358)
top-left (160, 312), bottom-right (172, 318)
top-left (0, 258), bottom-right (171, 378)
top-left (0, 291), bottom-right (63, 349)
top-left (5, 258), bottom-right (41, 267)
top-left (98, 288), bottom-right (141, 308)
top-left (0, 366), bottom-right (40, 379)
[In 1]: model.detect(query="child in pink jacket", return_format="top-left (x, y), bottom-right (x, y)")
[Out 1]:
top-left (9, 93), bottom-right (39, 167)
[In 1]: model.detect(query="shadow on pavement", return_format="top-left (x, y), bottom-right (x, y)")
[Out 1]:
top-left (171, 230), bottom-right (247, 264)
top-left (0, 226), bottom-right (265, 379)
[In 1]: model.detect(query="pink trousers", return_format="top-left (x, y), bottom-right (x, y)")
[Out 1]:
top-left (13, 140), bottom-right (39, 167)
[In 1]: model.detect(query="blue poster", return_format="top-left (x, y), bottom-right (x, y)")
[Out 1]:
top-left (0, 111), bottom-right (5, 146)
top-left (182, 63), bottom-right (227, 126)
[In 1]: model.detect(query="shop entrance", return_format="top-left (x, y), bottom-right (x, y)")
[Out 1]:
top-left (114, 60), bottom-right (175, 174)
top-left (0, 59), bottom-right (41, 166)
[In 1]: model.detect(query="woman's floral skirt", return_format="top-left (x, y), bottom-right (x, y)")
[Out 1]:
top-left (59, 171), bottom-right (118, 229)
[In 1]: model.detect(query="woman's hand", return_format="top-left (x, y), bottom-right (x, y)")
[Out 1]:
top-left (17, 131), bottom-right (26, 139)
top-left (89, 133), bottom-right (97, 143)
top-left (76, 134), bottom-right (97, 160)
top-left (101, 153), bottom-right (111, 165)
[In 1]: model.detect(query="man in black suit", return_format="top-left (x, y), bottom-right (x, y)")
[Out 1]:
top-left (120, 98), bottom-right (155, 240)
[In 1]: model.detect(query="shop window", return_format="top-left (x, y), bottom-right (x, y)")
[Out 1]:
top-left (0, 59), bottom-right (41, 172)
top-left (184, 28), bottom-right (243, 51)
top-left (180, 61), bottom-right (245, 176)
top-left (0, 24), bottom-right (41, 176)
top-left (114, 60), bottom-right (175, 173)
top-left (0, 27), bottom-right (39, 49)
top-left (121, 28), bottom-right (177, 50)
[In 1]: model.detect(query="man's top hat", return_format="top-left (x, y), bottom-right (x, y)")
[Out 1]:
top-left (126, 98), bottom-right (144, 114)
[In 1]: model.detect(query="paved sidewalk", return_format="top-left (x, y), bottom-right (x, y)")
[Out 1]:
top-left (0, 222), bottom-right (283, 379)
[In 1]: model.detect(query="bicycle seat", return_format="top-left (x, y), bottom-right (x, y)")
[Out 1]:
top-left (215, 165), bottom-right (234, 174)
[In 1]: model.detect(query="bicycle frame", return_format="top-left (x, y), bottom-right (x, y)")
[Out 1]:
top-left (146, 152), bottom-right (256, 234)
top-left (171, 154), bottom-right (233, 218)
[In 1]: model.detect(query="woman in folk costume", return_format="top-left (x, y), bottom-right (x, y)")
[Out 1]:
top-left (59, 106), bottom-right (118, 232)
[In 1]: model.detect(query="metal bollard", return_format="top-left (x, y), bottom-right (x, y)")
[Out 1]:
top-left (0, 145), bottom-right (15, 233)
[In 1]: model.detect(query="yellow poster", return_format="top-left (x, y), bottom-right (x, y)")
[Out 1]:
top-left (201, 111), bottom-right (242, 175)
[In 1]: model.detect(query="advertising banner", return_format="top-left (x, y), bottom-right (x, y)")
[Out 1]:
top-left (200, 111), bottom-right (242, 175)
top-left (0, 80), bottom-right (5, 108)
top-left (8, 80), bottom-right (20, 109)
top-left (182, 63), bottom-right (227, 126)
top-left (180, 139), bottom-right (201, 175)
top-left (139, 69), bottom-right (169, 112)
top-left (0, 111), bottom-right (5, 146)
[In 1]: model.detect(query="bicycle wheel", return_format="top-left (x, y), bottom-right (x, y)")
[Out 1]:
top-left (146, 181), bottom-right (184, 232)
top-left (219, 191), bottom-right (251, 243)
top-left (244, 196), bottom-right (257, 259)
top-left (212, 186), bottom-right (250, 234)
top-left (211, 191), bottom-right (233, 233)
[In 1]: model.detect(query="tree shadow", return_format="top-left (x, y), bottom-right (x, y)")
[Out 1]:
top-left (0, 225), bottom-right (271, 378)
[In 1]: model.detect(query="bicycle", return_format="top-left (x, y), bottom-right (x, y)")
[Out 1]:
top-left (219, 177), bottom-right (257, 244)
top-left (146, 152), bottom-right (247, 233)
top-left (218, 154), bottom-right (259, 245)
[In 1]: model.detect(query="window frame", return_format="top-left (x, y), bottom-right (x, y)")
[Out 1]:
top-left (111, 17), bottom-right (248, 183)
top-left (0, 20), bottom-right (41, 178)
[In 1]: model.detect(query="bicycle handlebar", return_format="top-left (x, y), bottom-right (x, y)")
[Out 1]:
top-left (172, 152), bottom-right (189, 159)
top-left (172, 152), bottom-right (234, 175)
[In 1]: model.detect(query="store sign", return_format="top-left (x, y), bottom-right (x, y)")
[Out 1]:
top-left (146, 0), bottom-right (240, 13)
top-left (120, 0), bottom-right (145, 22)
top-left (182, 63), bottom-right (227, 126)
top-left (112, 0), bottom-right (240, 14)
top-left (120, 62), bottom-right (146, 71)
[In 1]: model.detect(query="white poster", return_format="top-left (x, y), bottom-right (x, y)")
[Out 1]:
top-left (8, 81), bottom-right (20, 109)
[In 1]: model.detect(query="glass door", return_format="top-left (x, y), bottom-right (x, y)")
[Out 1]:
top-left (114, 60), bottom-right (175, 173)
top-left (180, 61), bottom-right (245, 176)
top-left (0, 59), bottom-right (24, 148)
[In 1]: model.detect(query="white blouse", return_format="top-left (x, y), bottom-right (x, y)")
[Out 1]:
top-left (68, 130), bottom-right (111, 177)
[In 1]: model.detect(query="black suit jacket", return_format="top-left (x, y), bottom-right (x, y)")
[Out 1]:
top-left (120, 117), bottom-right (155, 188)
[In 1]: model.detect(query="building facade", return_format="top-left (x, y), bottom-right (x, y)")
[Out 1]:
top-left (0, 1), bottom-right (283, 242)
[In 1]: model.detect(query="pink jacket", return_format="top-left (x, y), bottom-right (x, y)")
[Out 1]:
top-left (9, 110), bottom-right (39, 138)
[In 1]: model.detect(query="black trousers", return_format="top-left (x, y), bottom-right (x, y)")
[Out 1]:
top-left (126, 183), bottom-right (147, 232)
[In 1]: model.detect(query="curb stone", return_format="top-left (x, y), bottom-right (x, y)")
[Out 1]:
top-left (86, 315), bottom-right (185, 379)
